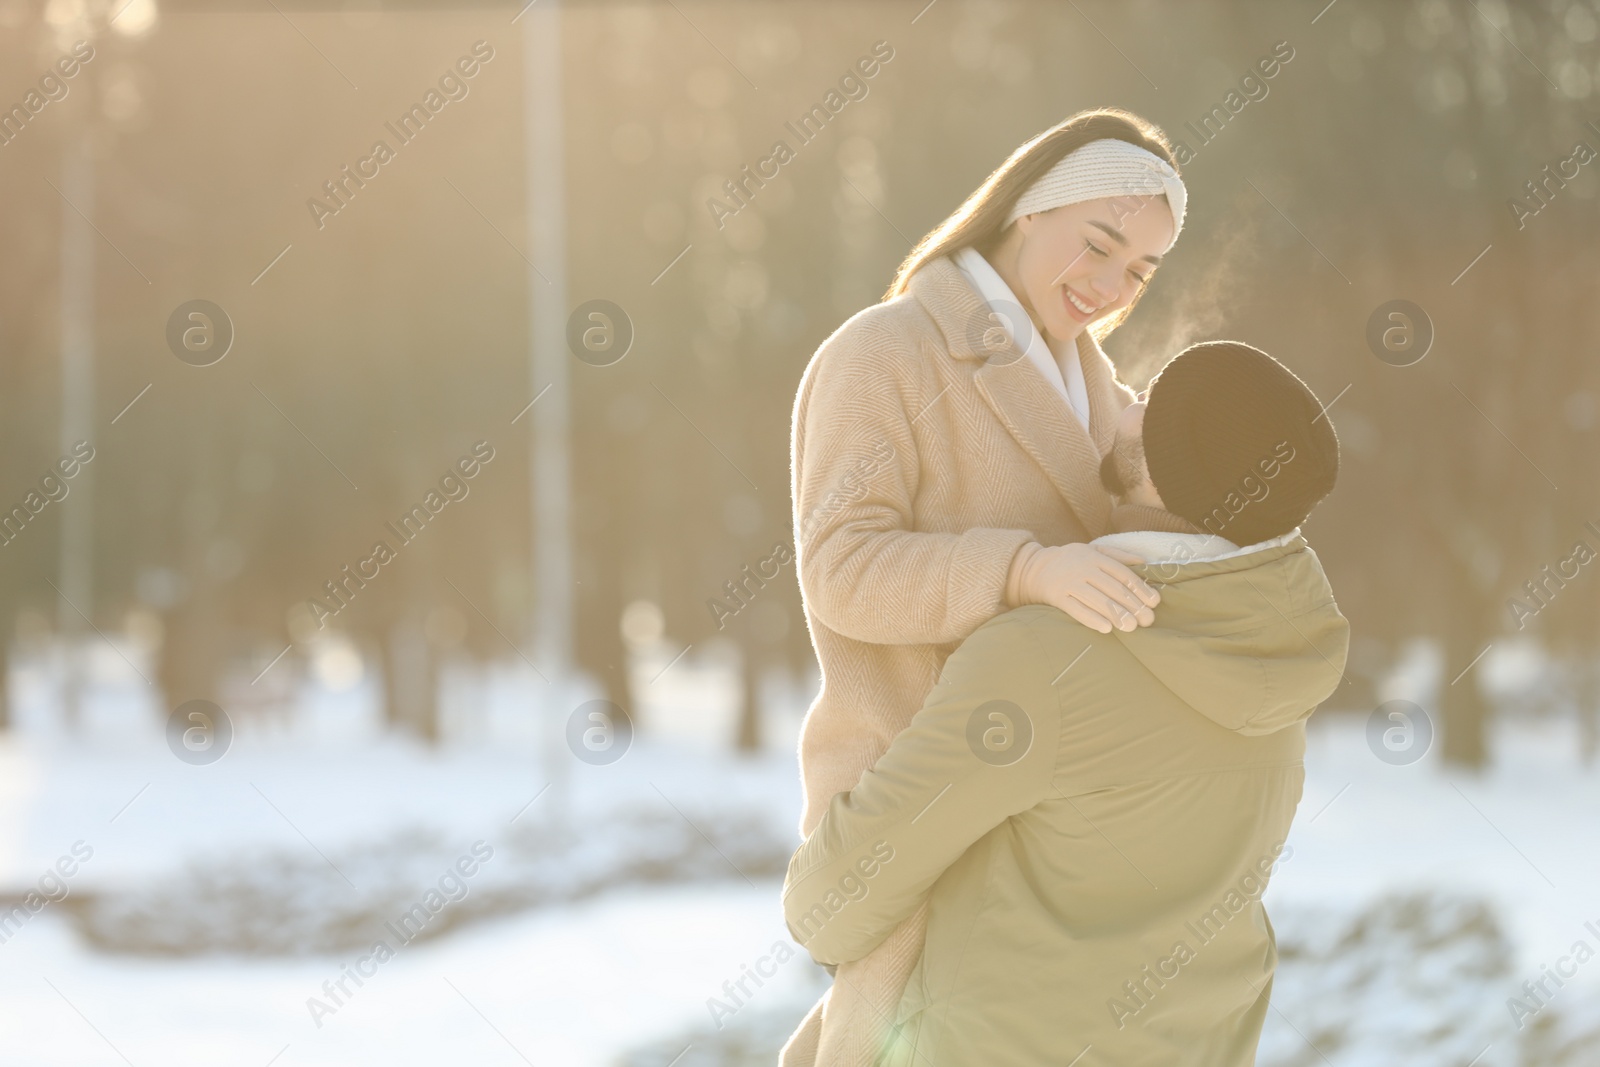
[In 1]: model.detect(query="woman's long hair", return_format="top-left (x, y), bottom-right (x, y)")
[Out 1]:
top-left (884, 108), bottom-right (1179, 342)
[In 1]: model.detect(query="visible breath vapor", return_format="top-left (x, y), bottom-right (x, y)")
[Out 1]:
top-left (1108, 191), bottom-right (1265, 389)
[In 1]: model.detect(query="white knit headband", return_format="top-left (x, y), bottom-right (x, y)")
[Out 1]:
top-left (1005, 138), bottom-right (1187, 250)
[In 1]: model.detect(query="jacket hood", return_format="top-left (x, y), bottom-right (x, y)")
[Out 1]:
top-left (1093, 531), bottom-right (1349, 735)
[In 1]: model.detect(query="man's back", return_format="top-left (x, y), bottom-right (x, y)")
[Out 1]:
top-left (784, 533), bottom-right (1348, 1066)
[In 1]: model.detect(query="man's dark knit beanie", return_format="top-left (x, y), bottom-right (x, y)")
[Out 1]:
top-left (1142, 341), bottom-right (1340, 546)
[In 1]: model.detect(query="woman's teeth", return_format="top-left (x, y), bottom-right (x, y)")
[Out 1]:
top-left (1067, 290), bottom-right (1097, 316)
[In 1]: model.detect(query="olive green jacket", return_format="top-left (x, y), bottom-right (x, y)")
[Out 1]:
top-left (782, 532), bottom-right (1348, 1066)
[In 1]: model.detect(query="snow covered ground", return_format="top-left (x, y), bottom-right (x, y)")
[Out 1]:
top-left (0, 722), bottom-right (819, 1066)
top-left (2, 640), bottom-right (1599, 1065)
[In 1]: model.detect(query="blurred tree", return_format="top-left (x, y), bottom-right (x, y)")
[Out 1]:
top-left (0, 0), bottom-right (1594, 772)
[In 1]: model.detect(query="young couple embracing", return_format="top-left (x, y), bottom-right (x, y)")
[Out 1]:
top-left (782, 108), bottom-right (1348, 1066)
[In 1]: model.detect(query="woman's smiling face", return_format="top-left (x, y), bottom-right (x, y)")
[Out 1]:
top-left (1011, 194), bottom-right (1174, 344)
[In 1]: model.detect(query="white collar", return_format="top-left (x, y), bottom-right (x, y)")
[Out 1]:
top-left (1091, 527), bottom-right (1303, 566)
top-left (954, 247), bottom-right (1090, 429)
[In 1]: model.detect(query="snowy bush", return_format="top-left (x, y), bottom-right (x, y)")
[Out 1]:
top-left (65, 805), bottom-right (793, 956)
top-left (619, 893), bottom-right (1600, 1067)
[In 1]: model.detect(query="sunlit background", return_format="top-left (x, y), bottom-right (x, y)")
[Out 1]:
top-left (1, 0), bottom-right (1598, 1063)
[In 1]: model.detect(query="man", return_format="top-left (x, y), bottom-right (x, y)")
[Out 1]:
top-left (782, 341), bottom-right (1349, 1065)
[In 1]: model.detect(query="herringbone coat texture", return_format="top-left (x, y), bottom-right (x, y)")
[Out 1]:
top-left (783, 254), bottom-right (1136, 1067)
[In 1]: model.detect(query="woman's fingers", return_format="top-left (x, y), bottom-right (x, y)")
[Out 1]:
top-left (1081, 572), bottom-right (1156, 626)
top-left (1057, 596), bottom-right (1115, 635)
top-left (1060, 588), bottom-right (1139, 633)
top-left (1081, 579), bottom-right (1158, 630)
top-left (1094, 553), bottom-right (1162, 608)
top-left (1021, 543), bottom-right (1160, 630)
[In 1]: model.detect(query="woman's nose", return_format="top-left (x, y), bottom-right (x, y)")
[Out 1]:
top-left (1089, 266), bottom-right (1120, 301)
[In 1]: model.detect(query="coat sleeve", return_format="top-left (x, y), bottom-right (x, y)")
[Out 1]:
top-left (780, 610), bottom-right (1059, 965)
top-left (793, 323), bottom-right (1037, 647)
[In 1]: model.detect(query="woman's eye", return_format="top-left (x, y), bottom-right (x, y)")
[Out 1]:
top-left (1086, 241), bottom-right (1108, 257)
top-left (1130, 271), bottom-right (1151, 286)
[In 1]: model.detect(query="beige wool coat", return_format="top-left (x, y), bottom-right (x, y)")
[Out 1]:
top-left (784, 254), bottom-right (1136, 1067)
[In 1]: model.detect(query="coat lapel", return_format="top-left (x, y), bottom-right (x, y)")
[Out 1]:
top-left (972, 357), bottom-right (1112, 538)
top-left (910, 256), bottom-right (1128, 539)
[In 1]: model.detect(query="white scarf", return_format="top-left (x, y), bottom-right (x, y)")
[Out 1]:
top-left (954, 246), bottom-right (1091, 429)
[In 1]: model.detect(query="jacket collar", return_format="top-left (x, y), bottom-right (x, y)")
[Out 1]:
top-left (908, 255), bottom-right (1125, 536)
top-left (1094, 527), bottom-right (1306, 568)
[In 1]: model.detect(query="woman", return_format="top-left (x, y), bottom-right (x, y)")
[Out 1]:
top-left (783, 108), bottom-right (1188, 1066)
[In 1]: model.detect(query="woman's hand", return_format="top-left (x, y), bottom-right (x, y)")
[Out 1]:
top-left (1009, 542), bottom-right (1160, 634)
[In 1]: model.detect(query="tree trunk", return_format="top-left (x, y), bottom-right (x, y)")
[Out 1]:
top-left (574, 583), bottom-right (632, 727)
top-left (1439, 574), bottom-right (1492, 768)
top-left (1579, 657), bottom-right (1600, 767)
top-left (0, 635), bottom-right (10, 731)
top-left (385, 612), bottom-right (439, 743)
top-left (158, 598), bottom-right (222, 718)
top-left (736, 635), bottom-right (761, 753)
